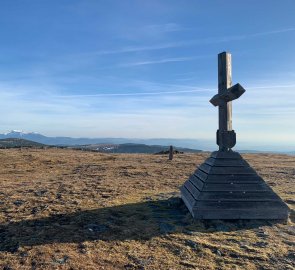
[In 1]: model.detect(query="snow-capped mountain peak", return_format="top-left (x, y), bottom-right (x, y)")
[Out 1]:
top-left (4, 130), bottom-right (39, 136)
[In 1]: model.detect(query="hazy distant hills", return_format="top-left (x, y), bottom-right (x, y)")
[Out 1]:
top-left (71, 143), bottom-right (202, 154)
top-left (1, 130), bottom-right (294, 154)
top-left (0, 130), bottom-right (210, 149)
top-left (0, 138), bottom-right (46, 148)
top-left (0, 131), bottom-right (202, 153)
top-left (0, 138), bottom-right (201, 154)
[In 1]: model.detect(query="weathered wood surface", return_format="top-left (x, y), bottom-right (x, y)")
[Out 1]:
top-left (210, 83), bottom-right (246, 106)
top-left (194, 200), bottom-right (288, 209)
top-left (210, 151), bottom-right (242, 159)
top-left (205, 157), bottom-right (249, 167)
top-left (181, 150), bottom-right (289, 219)
top-left (189, 174), bottom-right (204, 190)
top-left (202, 183), bottom-right (270, 192)
top-left (180, 186), bottom-right (194, 211)
top-left (211, 53), bottom-right (244, 151)
top-left (218, 52), bottom-right (232, 132)
top-left (191, 208), bottom-right (289, 220)
top-left (195, 170), bottom-right (264, 182)
top-left (184, 181), bottom-right (201, 198)
top-left (203, 174), bottom-right (265, 183)
top-left (197, 191), bottom-right (280, 201)
top-left (199, 163), bottom-right (256, 175)
top-left (194, 169), bottom-right (208, 181)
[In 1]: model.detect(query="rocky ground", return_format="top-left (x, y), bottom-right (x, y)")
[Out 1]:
top-left (0, 148), bottom-right (294, 270)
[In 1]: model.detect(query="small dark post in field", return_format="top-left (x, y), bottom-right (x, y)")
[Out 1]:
top-left (181, 52), bottom-right (289, 219)
top-left (169, 145), bottom-right (173, 160)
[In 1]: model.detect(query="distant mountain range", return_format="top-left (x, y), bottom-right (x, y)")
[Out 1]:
top-left (1, 130), bottom-right (294, 154)
top-left (0, 130), bottom-right (212, 149)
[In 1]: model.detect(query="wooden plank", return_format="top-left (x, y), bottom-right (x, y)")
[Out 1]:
top-left (194, 200), bottom-right (288, 209)
top-left (210, 166), bottom-right (256, 174)
top-left (203, 182), bottom-right (271, 192)
top-left (194, 169), bottom-right (208, 181)
top-left (192, 207), bottom-right (289, 220)
top-left (199, 163), bottom-right (256, 175)
top-left (189, 174), bottom-right (204, 190)
top-left (180, 185), bottom-right (195, 205)
top-left (199, 163), bottom-right (213, 173)
top-left (205, 174), bottom-right (264, 183)
top-left (210, 151), bottom-right (242, 159)
top-left (180, 186), bottom-right (195, 212)
top-left (205, 157), bottom-right (249, 167)
top-left (197, 191), bottom-right (280, 201)
top-left (184, 181), bottom-right (201, 199)
top-left (192, 193), bottom-right (290, 219)
top-left (210, 83), bottom-right (245, 106)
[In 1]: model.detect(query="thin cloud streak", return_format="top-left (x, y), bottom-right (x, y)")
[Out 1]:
top-left (94, 42), bottom-right (182, 55)
top-left (247, 84), bottom-right (295, 89)
top-left (55, 88), bottom-right (214, 98)
top-left (119, 56), bottom-right (197, 67)
top-left (118, 54), bottom-right (214, 67)
top-left (53, 83), bottom-right (295, 99)
top-left (94, 27), bottom-right (295, 55)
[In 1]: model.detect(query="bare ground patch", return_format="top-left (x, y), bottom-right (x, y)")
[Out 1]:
top-left (0, 149), bottom-right (294, 269)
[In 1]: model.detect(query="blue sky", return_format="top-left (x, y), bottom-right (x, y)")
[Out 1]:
top-left (0, 0), bottom-right (295, 149)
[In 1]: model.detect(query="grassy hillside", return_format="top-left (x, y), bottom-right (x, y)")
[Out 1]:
top-left (0, 149), bottom-right (294, 269)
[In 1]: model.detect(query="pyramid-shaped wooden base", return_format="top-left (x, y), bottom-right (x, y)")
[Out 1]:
top-left (181, 151), bottom-right (289, 219)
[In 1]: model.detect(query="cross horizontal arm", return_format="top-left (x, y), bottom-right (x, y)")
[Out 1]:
top-left (210, 83), bottom-right (246, 107)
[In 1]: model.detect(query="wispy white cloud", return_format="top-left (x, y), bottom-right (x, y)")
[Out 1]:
top-left (93, 27), bottom-right (295, 55)
top-left (249, 28), bottom-right (295, 37)
top-left (118, 55), bottom-right (213, 67)
top-left (247, 84), bottom-right (295, 90)
top-left (94, 42), bottom-right (184, 55)
top-left (210, 27), bottom-right (295, 43)
top-left (0, 82), bottom-right (213, 138)
top-left (118, 56), bottom-right (195, 67)
top-left (50, 82), bottom-right (295, 99)
top-left (52, 79), bottom-right (214, 98)
top-left (55, 88), bottom-right (212, 98)
top-left (0, 78), bottom-right (294, 147)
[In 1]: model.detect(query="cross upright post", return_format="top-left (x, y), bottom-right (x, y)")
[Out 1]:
top-left (218, 52), bottom-right (232, 151)
top-left (218, 53), bottom-right (232, 135)
top-left (210, 52), bottom-right (245, 152)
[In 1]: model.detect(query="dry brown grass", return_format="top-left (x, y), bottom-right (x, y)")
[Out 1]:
top-left (0, 148), bottom-right (294, 270)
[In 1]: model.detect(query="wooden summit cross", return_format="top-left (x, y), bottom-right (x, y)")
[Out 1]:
top-left (210, 52), bottom-right (245, 152)
top-left (180, 51), bottom-right (289, 220)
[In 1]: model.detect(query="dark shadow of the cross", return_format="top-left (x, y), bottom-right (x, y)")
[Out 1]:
top-left (0, 195), bottom-right (284, 252)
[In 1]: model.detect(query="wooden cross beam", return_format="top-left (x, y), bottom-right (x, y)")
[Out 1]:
top-left (210, 83), bottom-right (245, 107)
top-left (210, 52), bottom-right (246, 151)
